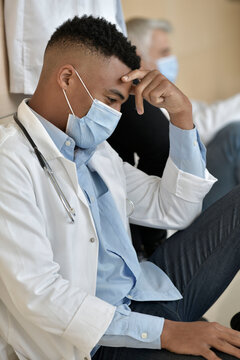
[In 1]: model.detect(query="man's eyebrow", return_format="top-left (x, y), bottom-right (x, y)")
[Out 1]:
top-left (108, 89), bottom-right (125, 101)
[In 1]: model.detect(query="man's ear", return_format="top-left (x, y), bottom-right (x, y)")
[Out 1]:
top-left (57, 65), bottom-right (75, 90)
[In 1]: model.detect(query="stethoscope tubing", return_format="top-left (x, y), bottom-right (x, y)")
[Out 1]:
top-left (13, 113), bottom-right (75, 223)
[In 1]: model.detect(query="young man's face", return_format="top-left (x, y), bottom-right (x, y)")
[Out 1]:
top-left (65, 54), bottom-right (133, 118)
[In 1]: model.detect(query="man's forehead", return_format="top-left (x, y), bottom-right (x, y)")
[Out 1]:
top-left (93, 55), bottom-right (131, 79)
top-left (72, 53), bottom-right (132, 99)
top-left (93, 56), bottom-right (132, 92)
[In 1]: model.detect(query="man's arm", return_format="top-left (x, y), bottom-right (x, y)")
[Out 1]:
top-left (121, 70), bottom-right (216, 230)
top-left (121, 71), bottom-right (240, 360)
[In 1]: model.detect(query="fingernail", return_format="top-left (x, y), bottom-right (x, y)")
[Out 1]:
top-left (137, 108), bottom-right (143, 115)
top-left (122, 75), bottom-right (128, 80)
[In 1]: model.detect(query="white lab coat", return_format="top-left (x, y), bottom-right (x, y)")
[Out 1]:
top-left (0, 100), bottom-right (216, 360)
top-left (4, 0), bottom-right (126, 94)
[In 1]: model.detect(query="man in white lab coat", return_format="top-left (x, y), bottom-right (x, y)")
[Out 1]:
top-left (0, 15), bottom-right (239, 360)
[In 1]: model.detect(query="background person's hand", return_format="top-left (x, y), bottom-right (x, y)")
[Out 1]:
top-left (161, 319), bottom-right (240, 360)
top-left (121, 69), bottom-right (193, 130)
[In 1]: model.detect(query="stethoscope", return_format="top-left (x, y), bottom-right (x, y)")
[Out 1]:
top-left (13, 114), bottom-right (135, 222)
top-left (13, 113), bottom-right (76, 223)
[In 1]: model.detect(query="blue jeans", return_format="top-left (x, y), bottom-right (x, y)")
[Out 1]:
top-left (203, 122), bottom-right (240, 210)
top-left (93, 184), bottom-right (240, 360)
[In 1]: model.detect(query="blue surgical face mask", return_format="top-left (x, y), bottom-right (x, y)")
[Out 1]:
top-left (63, 69), bottom-right (122, 149)
top-left (156, 55), bottom-right (179, 84)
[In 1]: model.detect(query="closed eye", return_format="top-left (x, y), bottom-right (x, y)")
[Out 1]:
top-left (106, 97), bottom-right (117, 104)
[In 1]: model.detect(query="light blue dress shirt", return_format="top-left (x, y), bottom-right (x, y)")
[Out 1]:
top-left (32, 108), bottom-right (206, 353)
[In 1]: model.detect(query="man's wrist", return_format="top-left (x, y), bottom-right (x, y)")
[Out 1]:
top-left (161, 319), bottom-right (173, 349)
top-left (169, 100), bottom-right (193, 130)
top-left (169, 110), bottom-right (194, 130)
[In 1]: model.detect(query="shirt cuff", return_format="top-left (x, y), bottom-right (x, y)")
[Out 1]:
top-left (98, 304), bottom-right (164, 349)
top-left (169, 122), bottom-right (206, 178)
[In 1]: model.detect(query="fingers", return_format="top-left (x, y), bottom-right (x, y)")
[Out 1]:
top-left (121, 69), bottom-right (150, 82)
top-left (218, 326), bottom-right (240, 356)
top-left (122, 68), bottom-right (192, 124)
top-left (142, 74), bottom-right (166, 103)
top-left (133, 71), bottom-right (159, 114)
top-left (161, 320), bottom-right (240, 360)
top-left (214, 322), bottom-right (240, 347)
top-left (122, 70), bottom-right (165, 114)
top-left (223, 327), bottom-right (240, 347)
top-left (215, 340), bottom-right (240, 359)
top-left (207, 322), bottom-right (240, 359)
top-left (202, 349), bottom-right (222, 360)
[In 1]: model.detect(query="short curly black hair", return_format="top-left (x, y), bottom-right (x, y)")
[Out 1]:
top-left (46, 15), bottom-right (141, 70)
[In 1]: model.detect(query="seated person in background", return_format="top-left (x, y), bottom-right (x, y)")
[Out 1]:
top-left (109, 17), bottom-right (240, 256)
top-left (0, 15), bottom-right (240, 360)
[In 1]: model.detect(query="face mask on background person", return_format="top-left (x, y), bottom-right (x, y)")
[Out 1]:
top-left (63, 69), bottom-right (122, 149)
top-left (156, 55), bottom-right (179, 84)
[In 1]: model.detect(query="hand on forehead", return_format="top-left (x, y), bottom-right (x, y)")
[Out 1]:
top-left (121, 68), bottom-right (190, 118)
top-left (121, 69), bottom-right (158, 114)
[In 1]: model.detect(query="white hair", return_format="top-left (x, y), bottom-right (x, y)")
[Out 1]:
top-left (126, 18), bottom-right (172, 61)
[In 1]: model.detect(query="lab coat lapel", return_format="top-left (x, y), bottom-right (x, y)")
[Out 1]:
top-left (60, 157), bottom-right (89, 207)
top-left (17, 99), bottom-right (63, 161)
top-left (17, 99), bottom-right (89, 208)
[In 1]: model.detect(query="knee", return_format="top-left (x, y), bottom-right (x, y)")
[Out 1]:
top-left (208, 122), bottom-right (240, 151)
top-left (217, 122), bottom-right (240, 139)
top-left (207, 121), bottom-right (240, 164)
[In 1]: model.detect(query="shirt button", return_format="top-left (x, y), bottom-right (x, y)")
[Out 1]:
top-left (65, 140), bottom-right (71, 146)
top-left (141, 332), bottom-right (148, 339)
top-left (193, 140), bottom-right (198, 146)
top-left (90, 196), bottom-right (94, 203)
top-left (90, 237), bottom-right (95, 243)
top-left (127, 295), bottom-right (133, 299)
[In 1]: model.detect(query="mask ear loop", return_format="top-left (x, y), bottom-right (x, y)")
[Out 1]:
top-left (62, 89), bottom-right (75, 116)
top-left (62, 68), bottom-right (94, 116)
top-left (74, 69), bottom-right (94, 102)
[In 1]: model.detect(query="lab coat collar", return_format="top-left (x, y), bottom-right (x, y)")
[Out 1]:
top-left (17, 99), bottom-right (65, 161)
top-left (17, 99), bottom-right (90, 208)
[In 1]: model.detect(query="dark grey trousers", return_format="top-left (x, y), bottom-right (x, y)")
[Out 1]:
top-left (93, 184), bottom-right (240, 360)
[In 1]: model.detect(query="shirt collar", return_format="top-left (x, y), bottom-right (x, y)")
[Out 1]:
top-left (31, 108), bottom-right (73, 150)
top-left (29, 106), bottom-right (95, 164)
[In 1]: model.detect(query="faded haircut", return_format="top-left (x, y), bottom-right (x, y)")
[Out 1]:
top-left (45, 15), bottom-right (141, 70)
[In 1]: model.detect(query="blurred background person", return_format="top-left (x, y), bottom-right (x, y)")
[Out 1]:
top-left (109, 17), bottom-right (240, 256)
